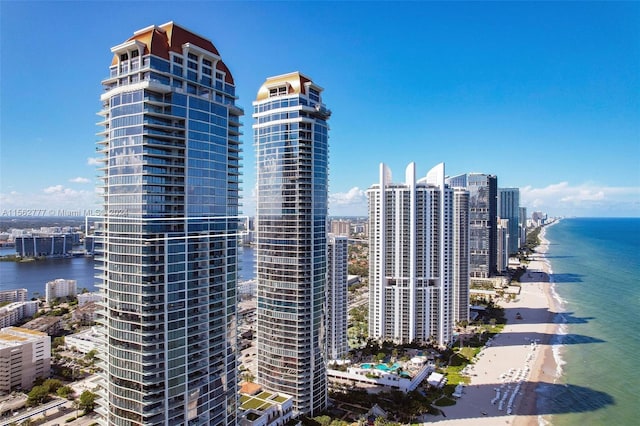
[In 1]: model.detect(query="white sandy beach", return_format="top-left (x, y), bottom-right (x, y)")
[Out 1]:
top-left (432, 225), bottom-right (560, 425)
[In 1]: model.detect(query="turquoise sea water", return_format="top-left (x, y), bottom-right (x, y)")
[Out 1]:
top-left (538, 218), bottom-right (640, 425)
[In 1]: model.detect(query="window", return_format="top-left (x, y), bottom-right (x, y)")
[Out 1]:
top-left (269, 86), bottom-right (287, 97)
top-left (309, 88), bottom-right (320, 102)
top-left (120, 53), bottom-right (128, 61)
top-left (131, 50), bottom-right (139, 58)
top-left (173, 56), bottom-right (183, 64)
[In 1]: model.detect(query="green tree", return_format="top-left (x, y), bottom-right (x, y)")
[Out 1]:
top-left (79, 390), bottom-right (98, 414)
top-left (57, 385), bottom-right (74, 399)
top-left (73, 399), bottom-right (80, 418)
top-left (27, 385), bottom-right (50, 406)
top-left (315, 416), bottom-right (332, 426)
top-left (43, 378), bottom-right (62, 393)
top-left (52, 336), bottom-right (65, 349)
top-left (85, 349), bottom-right (98, 362)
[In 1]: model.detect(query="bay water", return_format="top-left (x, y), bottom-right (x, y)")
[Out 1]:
top-left (0, 246), bottom-right (256, 298)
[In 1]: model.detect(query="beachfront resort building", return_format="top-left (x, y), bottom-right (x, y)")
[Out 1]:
top-left (327, 234), bottom-right (349, 360)
top-left (254, 72), bottom-right (331, 416)
top-left (0, 327), bottom-right (51, 393)
top-left (498, 187), bottom-right (521, 255)
top-left (96, 22), bottom-right (243, 425)
top-left (446, 173), bottom-right (498, 278)
top-left (367, 162), bottom-right (469, 347)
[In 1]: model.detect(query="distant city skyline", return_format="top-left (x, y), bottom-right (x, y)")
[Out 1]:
top-left (1, 1), bottom-right (639, 218)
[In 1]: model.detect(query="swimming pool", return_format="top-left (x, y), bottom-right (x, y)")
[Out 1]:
top-left (360, 362), bottom-right (402, 372)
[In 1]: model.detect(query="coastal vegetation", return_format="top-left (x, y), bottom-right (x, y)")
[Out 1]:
top-left (519, 225), bottom-right (542, 259)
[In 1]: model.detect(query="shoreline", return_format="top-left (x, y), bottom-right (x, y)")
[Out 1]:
top-left (432, 222), bottom-right (562, 425)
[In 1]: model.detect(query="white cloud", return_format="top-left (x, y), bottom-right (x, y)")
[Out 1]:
top-left (0, 184), bottom-right (100, 214)
top-left (87, 157), bottom-right (101, 165)
top-left (521, 182), bottom-right (640, 217)
top-left (69, 177), bottom-right (90, 184)
top-left (329, 187), bottom-right (367, 216)
top-left (43, 185), bottom-right (65, 194)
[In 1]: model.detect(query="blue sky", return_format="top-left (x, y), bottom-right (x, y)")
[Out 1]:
top-left (1, 1), bottom-right (638, 218)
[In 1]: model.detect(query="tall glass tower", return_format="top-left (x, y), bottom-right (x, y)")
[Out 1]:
top-left (446, 173), bottom-right (497, 278)
top-left (498, 187), bottom-right (521, 255)
top-left (95, 22), bottom-right (243, 425)
top-left (327, 234), bottom-right (349, 360)
top-left (253, 72), bottom-right (330, 416)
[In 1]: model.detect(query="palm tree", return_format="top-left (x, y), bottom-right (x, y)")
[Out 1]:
top-left (73, 399), bottom-right (80, 418)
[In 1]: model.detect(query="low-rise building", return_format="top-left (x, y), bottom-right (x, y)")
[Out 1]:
top-left (65, 327), bottom-right (101, 354)
top-left (0, 302), bottom-right (38, 328)
top-left (0, 327), bottom-right (51, 393)
top-left (21, 316), bottom-right (62, 335)
top-left (77, 292), bottom-right (102, 306)
top-left (72, 302), bottom-right (99, 325)
top-left (0, 289), bottom-right (28, 303)
top-left (239, 383), bottom-right (294, 426)
top-left (327, 357), bottom-right (434, 393)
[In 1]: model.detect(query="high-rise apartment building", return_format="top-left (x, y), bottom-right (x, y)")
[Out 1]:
top-left (367, 163), bottom-right (468, 347)
top-left (96, 22), bottom-right (242, 425)
top-left (498, 188), bottom-right (521, 255)
top-left (327, 234), bottom-right (349, 360)
top-left (446, 173), bottom-right (498, 278)
top-left (45, 278), bottom-right (77, 304)
top-left (330, 220), bottom-right (351, 237)
top-left (519, 206), bottom-right (527, 250)
top-left (253, 72), bottom-right (330, 416)
top-left (451, 188), bottom-right (470, 324)
top-left (497, 218), bottom-right (510, 273)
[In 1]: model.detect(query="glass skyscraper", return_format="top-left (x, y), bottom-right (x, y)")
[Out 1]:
top-left (498, 187), bottom-right (521, 255)
top-left (446, 173), bottom-right (497, 278)
top-left (253, 72), bottom-right (330, 416)
top-left (95, 22), bottom-right (242, 425)
top-left (327, 234), bottom-right (349, 360)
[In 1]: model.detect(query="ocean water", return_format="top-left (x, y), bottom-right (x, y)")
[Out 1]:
top-left (538, 218), bottom-right (640, 425)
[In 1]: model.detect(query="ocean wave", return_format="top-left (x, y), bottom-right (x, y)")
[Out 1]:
top-left (550, 313), bottom-right (568, 379)
top-left (548, 277), bottom-right (567, 312)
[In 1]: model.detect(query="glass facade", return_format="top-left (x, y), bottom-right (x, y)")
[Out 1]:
top-left (498, 187), bottom-right (521, 255)
top-left (327, 235), bottom-right (348, 360)
top-left (253, 73), bottom-right (330, 416)
top-left (96, 23), bottom-right (242, 426)
top-left (446, 173), bottom-right (497, 278)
